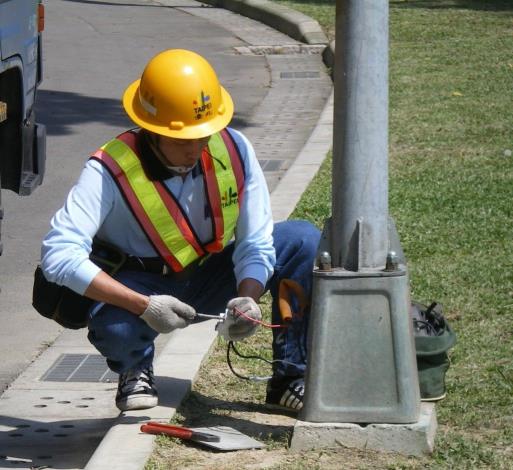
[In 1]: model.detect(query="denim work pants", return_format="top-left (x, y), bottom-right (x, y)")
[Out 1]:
top-left (88, 220), bottom-right (321, 379)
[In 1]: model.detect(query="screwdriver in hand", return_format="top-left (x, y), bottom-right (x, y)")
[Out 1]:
top-left (196, 312), bottom-right (226, 320)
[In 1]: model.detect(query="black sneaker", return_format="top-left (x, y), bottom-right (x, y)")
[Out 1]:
top-left (116, 364), bottom-right (158, 411)
top-left (265, 377), bottom-right (304, 412)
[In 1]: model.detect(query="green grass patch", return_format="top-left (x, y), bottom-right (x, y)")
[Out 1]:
top-left (149, 1), bottom-right (513, 468)
top-left (290, 0), bottom-right (513, 467)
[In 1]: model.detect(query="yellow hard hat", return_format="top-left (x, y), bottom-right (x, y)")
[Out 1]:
top-left (123, 49), bottom-right (234, 139)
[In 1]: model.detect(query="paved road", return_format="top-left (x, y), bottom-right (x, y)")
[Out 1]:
top-left (0, 0), bottom-right (273, 392)
top-left (0, 0), bottom-right (331, 394)
top-left (0, 1), bottom-right (333, 466)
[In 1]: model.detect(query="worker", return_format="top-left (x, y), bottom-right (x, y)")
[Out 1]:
top-left (40, 49), bottom-right (320, 413)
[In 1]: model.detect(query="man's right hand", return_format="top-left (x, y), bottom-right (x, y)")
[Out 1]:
top-left (140, 295), bottom-right (196, 333)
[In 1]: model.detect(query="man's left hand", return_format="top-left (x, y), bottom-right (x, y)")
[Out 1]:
top-left (222, 297), bottom-right (262, 341)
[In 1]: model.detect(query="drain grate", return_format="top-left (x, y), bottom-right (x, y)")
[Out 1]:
top-left (41, 354), bottom-right (117, 383)
top-left (259, 159), bottom-right (284, 172)
top-left (280, 71), bottom-right (320, 79)
top-left (234, 44), bottom-right (325, 56)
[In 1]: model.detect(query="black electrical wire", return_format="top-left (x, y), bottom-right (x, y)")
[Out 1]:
top-left (226, 341), bottom-right (272, 381)
top-left (226, 341), bottom-right (301, 382)
top-left (230, 341), bottom-right (275, 364)
top-left (223, 305), bottom-right (309, 382)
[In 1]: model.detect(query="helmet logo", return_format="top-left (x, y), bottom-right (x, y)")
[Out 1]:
top-left (192, 91), bottom-right (212, 120)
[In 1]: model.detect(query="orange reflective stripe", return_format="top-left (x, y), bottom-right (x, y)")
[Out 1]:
top-left (92, 150), bottom-right (184, 272)
top-left (201, 149), bottom-right (224, 253)
top-left (91, 129), bottom-right (245, 269)
top-left (115, 133), bottom-right (205, 260)
top-left (115, 129), bottom-right (138, 148)
top-left (92, 136), bottom-right (205, 271)
top-left (206, 131), bottom-right (241, 247)
top-left (220, 129), bottom-right (245, 206)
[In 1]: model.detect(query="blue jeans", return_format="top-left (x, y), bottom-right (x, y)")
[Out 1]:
top-left (88, 220), bottom-right (321, 379)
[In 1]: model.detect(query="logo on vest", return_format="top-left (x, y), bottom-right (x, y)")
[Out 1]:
top-left (221, 187), bottom-right (238, 208)
top-left (192, 91), bottom-right (212, 121)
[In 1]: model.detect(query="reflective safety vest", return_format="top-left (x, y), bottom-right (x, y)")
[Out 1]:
top-left (91, 129), bottom-right (245, 272)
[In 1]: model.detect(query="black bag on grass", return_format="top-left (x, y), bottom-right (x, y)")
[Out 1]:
top-left (411, 301), bottom-right (456, 401)
top-left (32, 239), bottom-right (126, 330)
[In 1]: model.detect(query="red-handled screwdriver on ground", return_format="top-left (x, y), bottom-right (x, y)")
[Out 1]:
top-left (140, 421), bottom-right (220, 442)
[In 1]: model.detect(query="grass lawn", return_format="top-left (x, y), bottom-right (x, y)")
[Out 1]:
top-left (147, 1), bottom-right (513, 468)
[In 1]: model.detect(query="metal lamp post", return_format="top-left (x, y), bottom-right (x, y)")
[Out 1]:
top-left (301, 0), bottom-right (420, 424)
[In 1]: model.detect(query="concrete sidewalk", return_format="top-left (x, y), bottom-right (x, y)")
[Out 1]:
top-left (0, 1), bottom-right (333, 468)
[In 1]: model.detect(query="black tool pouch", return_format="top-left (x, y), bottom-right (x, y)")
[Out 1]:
top-left (411, 301), bottom-right (457, 401)
top-left (32, 239), bottom-right (126, 329)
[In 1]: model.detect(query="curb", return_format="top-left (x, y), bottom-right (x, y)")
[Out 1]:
top-left (201, 0), bottom-right (329, 45)
top-left (84, 3), bottom-right (334, 469)
top-left (323, 40), bottom-right (336, 71)
top-left (85, 322), bottom-right (219, 470)
top-left (270, 89), bottom-right (333, 222)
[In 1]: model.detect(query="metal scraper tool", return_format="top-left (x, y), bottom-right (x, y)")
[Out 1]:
top-left (187, 426), bottom-right (265, 451)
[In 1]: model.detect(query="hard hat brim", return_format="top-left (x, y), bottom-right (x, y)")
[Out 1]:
top-left (122, 79), bottom-right (234, 139)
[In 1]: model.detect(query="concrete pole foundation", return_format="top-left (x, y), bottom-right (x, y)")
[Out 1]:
top-left (290, 403), bottom-right (437, 457)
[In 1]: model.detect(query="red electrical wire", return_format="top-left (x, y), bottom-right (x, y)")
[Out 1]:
top-left (233, 307), bottom-right (287, 329)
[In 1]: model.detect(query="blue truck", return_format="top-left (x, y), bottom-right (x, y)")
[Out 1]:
top-left (0, 0), bottom-right (46, 254)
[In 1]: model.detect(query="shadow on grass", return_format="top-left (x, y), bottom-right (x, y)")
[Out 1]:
top-left (390, 0), bottom-right (513, 11)
top-left (175, 390), bottom-right (295, 443)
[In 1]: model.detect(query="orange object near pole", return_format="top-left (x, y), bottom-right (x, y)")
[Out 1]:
top-left (38, 3), bottom-right (44, 32)
top-left (278, 279), bottom-right (308, 323)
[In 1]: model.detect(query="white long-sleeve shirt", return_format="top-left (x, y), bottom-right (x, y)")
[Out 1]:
top-left (41, 128), bottom-right (275, 295)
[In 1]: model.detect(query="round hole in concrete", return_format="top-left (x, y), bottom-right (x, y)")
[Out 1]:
top-left (35, 428), bottom-right (50, 433)
top-left (41, 396), bottom-right (54, 400)
top-left (76, 405), bottom-right (89, 408)
top-left (8, 433), bottom-right (23, 437)
top-left (82, 397), bottom-right (95, 400)
top-left (37, 455), bottom-right (53, 460)
top-left (34, 404), bottom-right (47, 408)
top-left (16, 424), bottom-right (30, 429)
top-left (60, 424), bottom-right (75, 428)
top-left (53, 433), bottom-right (68, 437)
top-left (57, 401), bottom-right (71, 404)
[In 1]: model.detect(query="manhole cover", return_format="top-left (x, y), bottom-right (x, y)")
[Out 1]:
top-left (280, 71), bottom-right (320, 79)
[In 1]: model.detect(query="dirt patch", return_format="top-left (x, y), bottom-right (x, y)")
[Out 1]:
top-left (149, 395), bottom-right (422, 469)
top-left (147, 333), bottom-right (426, 469)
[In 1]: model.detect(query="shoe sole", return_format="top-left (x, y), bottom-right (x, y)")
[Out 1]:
top-left (421, 392), bottom-right (447, 402)
top-left (116, 395), bottom-right (158, 411)
top-left (264, 402), bottom-right (301, 414)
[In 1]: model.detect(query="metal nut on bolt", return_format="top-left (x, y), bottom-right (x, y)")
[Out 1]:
top-left (318, 251), bottom-right (332, 271)
top-left (385, 251), bottom-right (399, 271)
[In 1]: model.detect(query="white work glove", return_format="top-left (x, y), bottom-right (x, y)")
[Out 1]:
top-left (140, 295), bottom-right (196, 334)
top-left (217, 297), bottom-right (262, 342)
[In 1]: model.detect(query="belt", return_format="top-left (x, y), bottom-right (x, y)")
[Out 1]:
top-left (121, 256), bottom-right (201, 281)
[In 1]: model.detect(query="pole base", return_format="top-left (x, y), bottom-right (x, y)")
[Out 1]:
top-left (290, 402), bottom-right (437, 457)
